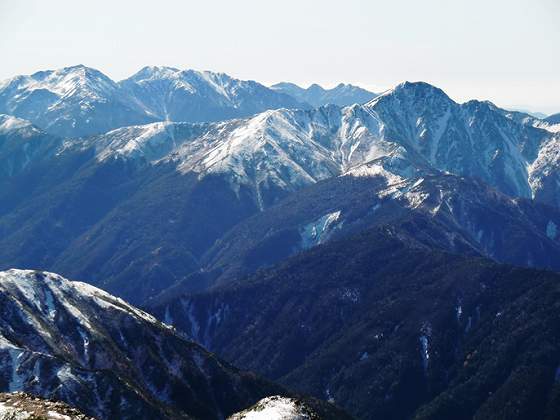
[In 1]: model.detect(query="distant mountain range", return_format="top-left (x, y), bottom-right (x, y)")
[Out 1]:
top-left (0, 65), bottom-right (382, 139)
top-left (0, 65), bottom-right (304, 137)
top-left (546, 112), bottom-right (560, 124)
top-left (120, 66), bottom-right (306, 126)
top-left (270, 82), bottom-right (376, 107)
top-left (0, 66), bottom-right (154, 138)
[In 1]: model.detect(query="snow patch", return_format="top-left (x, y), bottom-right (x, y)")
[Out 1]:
top-left (44, 289), bottom-right (56, 320)
top-left (345, 162), bottom-right (404, 186)
top-left (456, 304), bottom-right (463, 322)
top-left (47, 412), bottom-right (71, 420)
top-left (0, 115), bottom-right (31, 134)
top-left (8, 349), bottom-right (25, 392)
top-left (301, 210), bottom-right (342, 249)
top-left (419, 322), bottom-right (432, 373)
top-left (546, 220), bottom-right (557, 240)
top-left (56, 366), bottom-right (79, 385)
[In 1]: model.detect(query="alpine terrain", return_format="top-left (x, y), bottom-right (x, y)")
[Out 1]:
top-left (151, 228), bottom-right (560, 420)
top-left (0, 61), bottom-right (559, 420)
top-left (0, 269), bottom-right (290, 419)
top-left (0, 79), bottom-right (559, 305)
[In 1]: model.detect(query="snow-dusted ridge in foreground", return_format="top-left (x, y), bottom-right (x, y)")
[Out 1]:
top-left (0, 269), bottom-right (163, 330)
top-left (0, 269), bottom-right (281, 420)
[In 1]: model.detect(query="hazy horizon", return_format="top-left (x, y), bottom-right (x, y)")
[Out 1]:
top-left (1, 0), bottom-right (559, 114)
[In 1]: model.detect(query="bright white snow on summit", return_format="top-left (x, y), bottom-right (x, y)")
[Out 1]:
top-left (0, 65), bottom-right (116, 103)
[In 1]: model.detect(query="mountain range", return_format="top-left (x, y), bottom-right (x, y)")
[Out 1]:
top-left (546, 112), bottom-right (560, 125)
top-left (0, 65), bottom-right (382, 140)
top-left (0, 65), bottom-right (305, 138)
top-left (149, 227), bottom-right (560, 420)
top-left (0, 65), bottom-right (559, 419)
top-left (0, 76), bottom-right (559, 305)
top-left (270, 82), bottom-right (376, 107)
top-left (0, 269), bottom-right (292, 419)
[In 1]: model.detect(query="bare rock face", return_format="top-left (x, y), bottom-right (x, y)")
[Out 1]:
top-left (0, 392), bottom-right (95, 420)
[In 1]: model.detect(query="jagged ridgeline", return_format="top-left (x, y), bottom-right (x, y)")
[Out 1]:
top-left (0, 65), bottom-right (560, 420)
top-left (0, 269), bottom-right (287, 419)
top-left (0, 75), bottom-right (559, 305)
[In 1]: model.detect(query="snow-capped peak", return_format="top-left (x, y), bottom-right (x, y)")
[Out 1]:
top-left (81, 118), bottom-right (216, 165)
top-left (228, 396), bottom-right (318, 419)
top-left (125, 65), bottom-right (181, 82)
top-left (0, 66), bottom-right (156, 137)
top-left (11, 65), bottom-right (118, 102)
top-left (365, 81), bottom-right (451, 108)
top-left (173, 109), bottom-right (341, 197)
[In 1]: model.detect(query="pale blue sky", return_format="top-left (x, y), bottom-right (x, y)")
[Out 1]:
top-left (1, 0), bottom-right (559, 114)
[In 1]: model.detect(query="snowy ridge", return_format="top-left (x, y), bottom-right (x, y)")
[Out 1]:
top-left (0, 269), bottom-right (163, 330)
top-left (0, 65), bottom-right (116, 104)
top-left (0, 65), bottom-right (154, 137)
top-left (228, 396), bottom-right (316, 420)
top-left (85, 120), bottom-right (210, 163)
top-left (533, 119), bottom-right (560, 133)
top-left (119, 66), bottom-right (303, 124)
top-left (0, 114), bottom-right (61, 177)
top-left (0, 269), bottom-right (279, 420)
top-left (59, 80), bottom-right (560, 209)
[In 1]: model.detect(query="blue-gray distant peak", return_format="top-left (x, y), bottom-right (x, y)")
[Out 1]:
top-left (271, 81), bottom-right (376, 107)
top-left (546, 112), bottom-right (560, 124)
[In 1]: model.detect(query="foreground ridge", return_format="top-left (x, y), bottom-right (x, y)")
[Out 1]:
top-left (0, 269), bottom-right (283, 420)
top-left (0, 392), bottom-right (95, 420)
